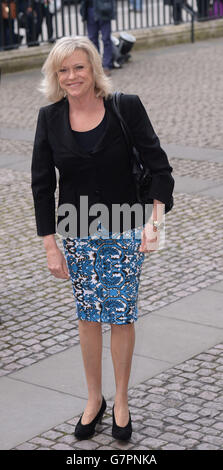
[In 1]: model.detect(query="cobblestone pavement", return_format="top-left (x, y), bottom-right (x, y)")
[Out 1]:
top-left (0, 38), bottom-right (223, 450)
top-left (0, 139), bottom-right (33, 156)
top-left (13, 344), bottom-right (223, 450)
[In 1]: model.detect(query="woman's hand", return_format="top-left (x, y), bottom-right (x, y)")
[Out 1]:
top-left (46, 247), bottom-right (70, 279)
top-left (139, 223), bottom-right (160, 253)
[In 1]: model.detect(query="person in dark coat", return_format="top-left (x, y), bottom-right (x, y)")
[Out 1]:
top-left (18, 0), bottom-right (42, 46)
top-left (164, 0), bottom-right (196, 24)
top-left (31, 36), bottom-right (174, 442)
top-left (80, 0), bottom-right (116, 75)
top-left (0, 0), bottom-right (23, 50)
top-left (164, 0), bottom-right (183, 24)
top-left (196, 0), bottom-right (210, 19)
top-left (18, 0), bottom-right (54, 46)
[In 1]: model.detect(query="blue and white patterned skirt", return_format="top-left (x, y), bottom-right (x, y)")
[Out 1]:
top-left (62, 227), bottom-right (145, 325)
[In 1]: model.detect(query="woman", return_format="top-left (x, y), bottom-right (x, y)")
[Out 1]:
top-left (31, 36), bottom-right (174, 441)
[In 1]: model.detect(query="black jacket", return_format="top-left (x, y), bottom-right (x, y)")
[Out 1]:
top-left (80, 0), bottom-right (116, 22)
top-left (31, 94), bottom-right (174, 237)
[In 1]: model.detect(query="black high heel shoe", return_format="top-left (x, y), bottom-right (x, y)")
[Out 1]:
top-left (74, 396), bottom-right (107, 440)
top-left (112, 404), bottom-right (132, 441)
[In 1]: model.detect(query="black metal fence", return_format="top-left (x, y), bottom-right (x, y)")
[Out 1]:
top-left (0, 0), bottom-right (222, 51)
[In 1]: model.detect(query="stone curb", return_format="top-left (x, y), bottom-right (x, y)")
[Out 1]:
top-left (0, 44), bottom-right (52, 74)
top-left (0, 19), bottom-right (223, 74)
top-left (132, 18), bottom-right (223, 51)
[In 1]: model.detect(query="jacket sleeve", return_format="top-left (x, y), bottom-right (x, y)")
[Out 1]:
top-left (31, 108), bottom-right (57, 236)
top-left (121, 94), bottom-right (175, 211)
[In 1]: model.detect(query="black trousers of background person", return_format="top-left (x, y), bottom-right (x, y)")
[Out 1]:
top-left (40, 3), bottom-right (53, 41)
top-left (172, 0), bottom-right (183, 23)
top-left (0, 19), bottom-right (15, 49)
top-left (197, 0), bottom-right (210, 18)
top-left (172, 0), bottom-right (198, 23)
top-left (22, 1), bottom-right (53, 45)
top-left (24, 2), bottom-right (41, 45)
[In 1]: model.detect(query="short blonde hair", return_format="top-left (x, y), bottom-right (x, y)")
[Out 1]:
top-left (40, 36), bottom-right (113, 103)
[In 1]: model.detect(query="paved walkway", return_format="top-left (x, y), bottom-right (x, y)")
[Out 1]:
top-left (0, 38), bottom-right (223, 450)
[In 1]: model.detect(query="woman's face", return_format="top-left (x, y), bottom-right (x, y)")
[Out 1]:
top-left (57, 49), bottom-right (95, 99)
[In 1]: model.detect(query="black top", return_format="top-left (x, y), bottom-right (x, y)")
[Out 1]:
top-left (72, 111), bottom-right (107, 153)
top-left (31, 94), bottom-right (175, 237)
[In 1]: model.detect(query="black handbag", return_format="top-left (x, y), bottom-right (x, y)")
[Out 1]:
top-left (112, 91), bottom-right (153, 205)
top-left (112, 92), bottom-right (174, 214)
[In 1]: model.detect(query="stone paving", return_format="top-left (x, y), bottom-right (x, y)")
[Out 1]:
top-left (0, 38), bottom-right (223, 450)
top-left (0, 139), bottom-right (33, 156)
top-left (169, 157), bottom-right (223, 181)
top-left (13, 343), bottom-right (223, 450)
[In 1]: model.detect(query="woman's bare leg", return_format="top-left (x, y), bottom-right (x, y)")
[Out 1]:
top-left (110, 323), bottom-right (135, 426)
top-left (78, 319), bottom-right (103, 424)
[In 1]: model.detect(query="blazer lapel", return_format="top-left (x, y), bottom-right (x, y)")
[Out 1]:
top-left (48, 98), bottom-right (85, 156)
top-left (47, 96), bottom-right (115, 156)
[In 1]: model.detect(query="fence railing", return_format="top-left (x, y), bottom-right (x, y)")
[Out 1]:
top-left (0, 0), bottom-right (223, 51)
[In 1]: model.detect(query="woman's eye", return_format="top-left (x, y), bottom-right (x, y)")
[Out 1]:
top-left (58, 65), bottom-right (84, 73)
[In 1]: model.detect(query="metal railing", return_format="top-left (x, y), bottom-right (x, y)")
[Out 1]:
top-left (182, 3), bottom-right (196, 42)
top-left (0, 0), bottom-right (222, 51)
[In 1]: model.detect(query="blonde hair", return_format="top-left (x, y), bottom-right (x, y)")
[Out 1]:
top-left (39, 36), bottom-right (113, 103)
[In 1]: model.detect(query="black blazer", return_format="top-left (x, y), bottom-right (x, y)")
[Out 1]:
top-left (31, 93), bottom-right (174, 237)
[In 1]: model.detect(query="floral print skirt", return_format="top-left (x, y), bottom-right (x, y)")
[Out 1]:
top-left (62, 228), bottom-right (145, 325)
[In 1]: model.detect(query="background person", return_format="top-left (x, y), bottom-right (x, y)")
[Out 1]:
top-left (0, 0), bottom-right (22, 49)
top-left (209, 0), bottom-right (223, 17)
top-left (40, 0), bottom-right (54, 43)
top-left (18, 0), bottom-right (42, 46)
top-left (129, 0), bottom-right (143, 12)
top-left (196, 0), bottom-right (210, 19)
top-left (18, 0), bottom-right (54, 46)
top-left (164, 0), bottom-right (183, 24)
top-left (80, 0), bottom-right (115, 76)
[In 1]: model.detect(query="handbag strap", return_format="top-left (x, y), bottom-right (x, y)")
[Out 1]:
top-left (112, 92), bottom-right (143, 169)
top-left (112, 92), bottom-right (132, 151)
top-left (112, 91), bottom-right (129, 142)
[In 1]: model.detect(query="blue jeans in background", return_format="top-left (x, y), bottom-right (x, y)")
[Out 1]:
top-left (86, 7), bottom-right (113, 70)
top-left (129, 0), bottom-right (143, 11)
